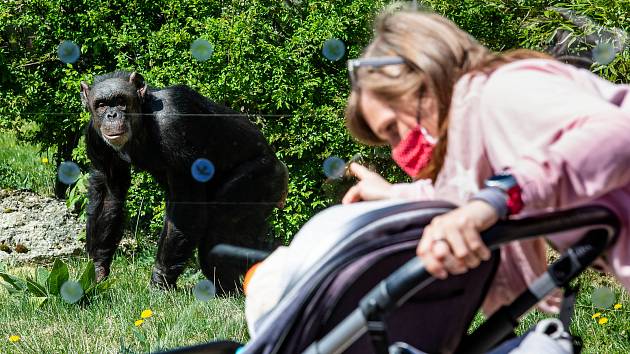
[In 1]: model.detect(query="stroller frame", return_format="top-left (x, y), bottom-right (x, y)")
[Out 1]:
top-left (162, 201), bottom-right (619, 354)
top-left (303, 204), bottom-right (619, 354)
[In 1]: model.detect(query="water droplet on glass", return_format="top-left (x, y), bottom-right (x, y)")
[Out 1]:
top-left (57, 40), bottom-right (81, 64)
top-left (60, 280), bottom-right (84, 304)
top-left (191, 158), bottom-right (215, 182)
top-left (322, 38), bottom-right (346, 62)
top-left (58, 161), bottom-right (81, 185)
top-left (592, 42), bottom-right (617, 65)
top-left (191, 39), bottom-right (214, 61)
top-left (323, 156), bottom-right (346, 179)
top-left (193, 279), bottom-right (216, 302)
top-left (591, 287), bottom-right (615, 308)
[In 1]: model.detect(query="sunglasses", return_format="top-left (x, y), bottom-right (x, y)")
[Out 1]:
top-left (347, 56), bottom-right (406, 88)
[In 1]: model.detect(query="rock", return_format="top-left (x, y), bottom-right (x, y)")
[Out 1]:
top-left (14, 243), bottom-right (28, 253)
top-left (0, 243), bottom-right (11, 253)
top-left (0, 189), bottom-right (84, 263)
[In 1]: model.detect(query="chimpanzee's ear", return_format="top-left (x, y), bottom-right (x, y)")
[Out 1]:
top-left (137, 84), bottom-right (148, 100)
top-left (80, 81), bottom-right (90, 109)
top-left (129, 72), bottom-right (147, 100)
top-left (129, 72), bottom-right (144, 89)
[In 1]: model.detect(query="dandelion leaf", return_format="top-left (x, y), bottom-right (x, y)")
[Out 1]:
top-left (0, 272), bottom-right (27, 294)
top-left (25, 276), bottom-right (47, 297)
top-left (94, 276), bottom-right (114, 292)
top-left (46, 258), bottom-right (69, 295)
top-left (28, 296), bottom-right (48, 308)
top-left (36, 267), bottom-right (50, 285)
top-left (133, 327), bottom-right (147, 343)
top-left (79, 260), bottom-right (96, 291)
top-left (86, 276), bottom-right (113, 296)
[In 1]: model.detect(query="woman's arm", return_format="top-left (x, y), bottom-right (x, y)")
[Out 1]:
top-left (418, 60), bottom-right (630, 278)
top-left (342, 163), bottom-right (435, 204)
top-left (480, 60), bottom-right (630, 210)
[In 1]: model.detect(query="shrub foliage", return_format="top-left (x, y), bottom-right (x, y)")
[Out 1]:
top-left (0, 0), bottom-right (627, 241)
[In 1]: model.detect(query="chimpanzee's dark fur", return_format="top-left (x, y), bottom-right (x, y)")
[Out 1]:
top-left (80, 71), bottom-right (288, 292)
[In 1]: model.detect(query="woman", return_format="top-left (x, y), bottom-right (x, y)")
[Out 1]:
top-left (344, 7), bottom-right (630, 315)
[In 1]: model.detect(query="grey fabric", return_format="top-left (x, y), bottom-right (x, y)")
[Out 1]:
top-left (278, 238), bottom-right (499, 354)
top-left (509, 319), bottom-right (573, 354)
top-left (470, 187), bottom-right (509, 219)
top-left (241, 200), bottom-right (457, 354)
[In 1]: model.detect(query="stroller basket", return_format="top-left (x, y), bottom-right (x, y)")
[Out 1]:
top-left (161, 201), bottom-right (619, 354)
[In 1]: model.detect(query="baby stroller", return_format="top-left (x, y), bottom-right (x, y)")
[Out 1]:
top-left (162, 199), bottom-right (620, 354)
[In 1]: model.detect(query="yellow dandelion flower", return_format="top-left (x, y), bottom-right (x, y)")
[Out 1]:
top-left (8, 335), bottom-right (20, 343)
top-left (141, 309), bottom-right (153, 319)
top-left (598, 317), bottom-right (608, 325)
top-left (41, 157), bottom-right (49, 164)
top-left (134, 319), bottom-right (144, 327)
top-left (592, 312), bottom-right (601, 319)
top-left (614, 303), bottom-right (622, 310)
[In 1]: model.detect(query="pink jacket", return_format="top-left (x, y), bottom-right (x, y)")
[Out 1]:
top-left (391, 58), bottom-right (630, 315)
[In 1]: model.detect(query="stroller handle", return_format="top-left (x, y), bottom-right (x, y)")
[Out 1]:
top-left (385, 205), bottom-right (619, 307)
top-left (210, 244), bottom-right (270, 264)
top-left (303, 205), bottom-right (619, 354)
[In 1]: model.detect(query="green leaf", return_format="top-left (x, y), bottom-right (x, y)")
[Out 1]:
top-left (79, 261), bottom-right (96, 291)
top-left (28, 296), bottom-right (48, 308)
top-left (25, 276), bottom-right (48, 297)
top-left (0, 272), bottom-right (27, 294)
top-left (46, 259), bottom-right (69, 296)
top-left (36, 267), bottom-right (50, 285)
top-left (95, 277), bottom-right (114, 293)
top-left (2, 282), bottom-right (21, 295)
top-left (85, 276), bottom-right (114, 296)
top-left (132, 327), bottom-right (147, 343)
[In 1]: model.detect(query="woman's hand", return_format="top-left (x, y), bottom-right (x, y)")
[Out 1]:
top-left (417, 200), bottom-right (499, 279)
top-left (342, 163), bottom-right (394, 204)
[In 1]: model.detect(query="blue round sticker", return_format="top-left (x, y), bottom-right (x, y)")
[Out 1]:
top-left (322, 39), bottom-right (346, 62)
top-left (57, 40), bottom-right (81, 64)
top-left (592, 42), bottom-right (617, 65)
top-left (323, 156), bottom-right (346, 179)
top-left (191, 39), bottom-right (214, 62)
top-left (193, 279), bottom-right (216, 302)
top-left (58, 161), bottom-right (81, 185)
top-left (591, 287), bottom-right (616, 308)
top-left (60, 280), bottom-right (84, 304)
top-left (191, 158), bottom-right (215, 182)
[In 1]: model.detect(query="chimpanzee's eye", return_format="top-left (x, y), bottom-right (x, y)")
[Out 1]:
top-left (116, 97), bottom-right (126, 109)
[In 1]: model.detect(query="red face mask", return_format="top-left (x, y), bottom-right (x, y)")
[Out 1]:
top-left (391, 125), bottom-right (437, 178)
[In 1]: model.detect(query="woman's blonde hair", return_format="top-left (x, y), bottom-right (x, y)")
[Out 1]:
top-left (345, 6), bottom-right (552, 182)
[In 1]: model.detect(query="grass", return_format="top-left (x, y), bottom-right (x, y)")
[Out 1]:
top-left (468, 269), bottom-right (630, 353)
top-left (0, 132), bottom-right (248, 353)
top-left (0, 255), bottom-right (248, 353)
top-left (517, 270), bottom-right (630, 352)
top-left (1, 132), bottom-right (629, 353)
top-left (0, 132), bottom-right (56, 196)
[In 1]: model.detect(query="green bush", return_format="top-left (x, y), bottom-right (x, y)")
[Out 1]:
top-left (1, 0), bottom-right (628, 242)
top-left (1, 0), bottom-right (394, 239)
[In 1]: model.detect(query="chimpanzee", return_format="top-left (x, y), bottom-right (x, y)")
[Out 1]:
top-left (80, 71), bottom-right (288, 292)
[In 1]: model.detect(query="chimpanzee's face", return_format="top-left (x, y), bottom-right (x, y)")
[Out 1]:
top-left (81, 76), bottom-right (145, 150)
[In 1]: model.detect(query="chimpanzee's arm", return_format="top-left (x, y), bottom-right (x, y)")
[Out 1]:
top-left (85, 127), bottom-right (131, 281)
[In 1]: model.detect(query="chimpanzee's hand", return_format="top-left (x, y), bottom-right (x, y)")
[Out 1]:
top-left (416, 200), bottom-right (497, 279)
top-left (342, 163), bottom-right (394, 204)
